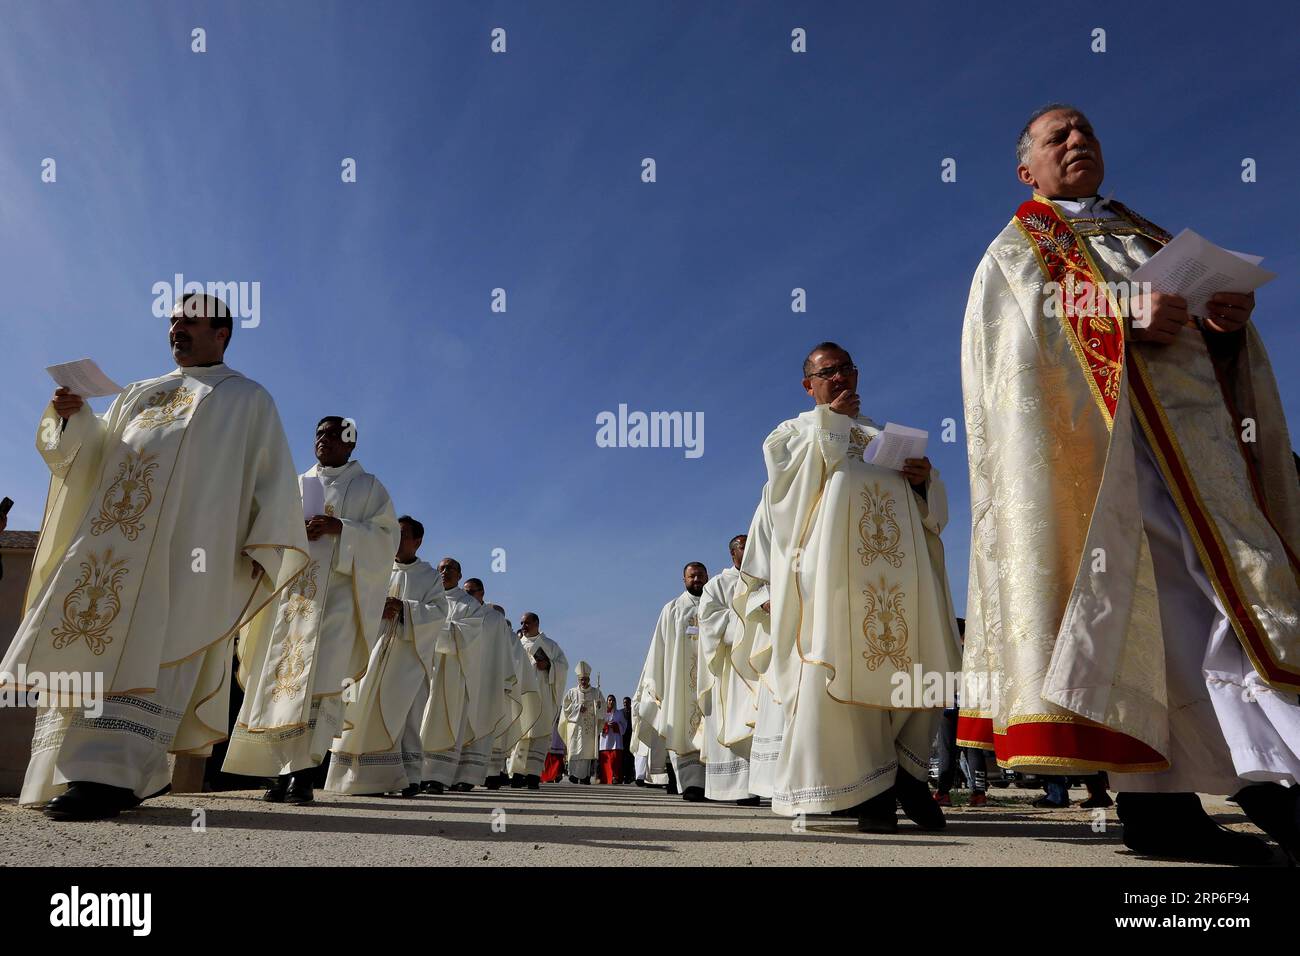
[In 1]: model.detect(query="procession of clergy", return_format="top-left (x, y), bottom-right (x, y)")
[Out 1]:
top-left (6, 103), bottom-right (1300, 866)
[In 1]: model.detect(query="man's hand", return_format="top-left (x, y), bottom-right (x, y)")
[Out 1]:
top-left (761, 600), bottom-right (771, 614)
top-left (1204, 291), bottom-right (1254, 334)
top-left (828, 390), bottom-right (861, 419)
top-left (305, 515), bottom-right (343, 541)
top-left (902, 456), bottom-right (931, 487)
top-left (382, 597), bottom-right (403, 621)
top-left (535, 659), bottom-right (551, 672)
top-left (52, 387), bottom-right (84, 421)
top-left (1130, 291), bottom-right (1191, 344)
top-left (250, 560), bottom-right (265, 582)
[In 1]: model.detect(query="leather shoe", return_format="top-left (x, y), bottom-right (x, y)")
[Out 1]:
top-left (263, 775), bottom-right (290, 803)
top-left (681, 786), bottom-right (705, 802)
top-left (284, 774), bottom-right (314, 804)
top-left (43, 782), bottom-right (138, 821)
top-left (855, 789), bottom-right (898, 834)
top-left (895, 771), bottom-right (945, 829)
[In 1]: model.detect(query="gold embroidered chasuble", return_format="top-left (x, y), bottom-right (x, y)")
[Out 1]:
top-left (226, 459), bottom-right (398, 770)
top-left (1, 363), bottom-right (309, 751)
top-left (958, 196), bottom-right (1300, 772)
top-left (750, 408), bottom-right (961, 720)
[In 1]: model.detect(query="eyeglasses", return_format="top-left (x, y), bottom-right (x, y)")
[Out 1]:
top-left (809, 362), bottom-right (857, 381)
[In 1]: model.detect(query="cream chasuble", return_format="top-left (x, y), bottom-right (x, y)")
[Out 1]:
top-left (958, 195), bottom-right (1300, 778)
top-left (751, 408), bottom-right (961, 815)
top-left (325, 558), bottom-right (447, 793)
top-left (636, 591), bottom-right (705, 758)
top-left (560, 683), bottom-right (604, 765)
top-left (2, 364), bottom-right (308, 805)
top-left (225, 460), bottom-right (398, 776)
top-left (698, 566), bottom-right (757, 799)
top-left (516, 632), bottom-right (568, 742)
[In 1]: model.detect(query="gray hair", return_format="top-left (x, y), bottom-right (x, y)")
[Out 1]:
top-left (1016, 103), bottom-right (1087, 165)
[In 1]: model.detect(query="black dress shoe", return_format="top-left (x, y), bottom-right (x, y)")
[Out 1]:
top-left (735, 796), bottom-right (761, 807)
top-left (509, 773), bottom-right (526, 789)
top-left (580, 777), bottom-right (590, 785)
top-left (284, 774), bottom-right (314, 804)
top-left (855, 789), bottom-right (898, 834)
top-left (1032, 796), bottom-right (1069, 809)
top-left (1122, 814), bottom-right (1274, 866)
top-left (895, 771), bottom-right (945, 829)
top-left (383, 783), bottom-right (420, 798)
top-left (635, 779), bottom-right (646, 787)
top-left (263, 775), bottom-right (290, 803)
top-left (450, 782), bottom-right (474, 792)
top-left (568, 775), bottom-right (579, 784)
top-left (421, 780), bottom-right (444, 795)
top-left (485, 775), bottom-right (504, 791)
top-left (43, 782), bottom-right (138, 821)
top-left (681, 786), bottom-right (705, 802)
top-left (525, 774), bottom-right (541, 790)
top-left (1233, 782), bottom-right (1299, 864)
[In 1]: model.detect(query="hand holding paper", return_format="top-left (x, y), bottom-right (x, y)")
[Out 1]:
top-left (865, 423), bottom-right (928, 471)
top-left (1130, 229), bottom-right (1274, 321)
top-left (45, 358), bottom-right (123, 398)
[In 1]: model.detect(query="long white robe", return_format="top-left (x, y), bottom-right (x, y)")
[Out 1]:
top-left (508, 631), bottom-right (568, 777)
top-left (630, 663), bottom-right (668, 785)
top-left (559, 683), bottom-right (603, 778)
top-left (325, 558), bottom-right (447, 793)
top-left (735, 484), bottom-right (784, 799)
top-left (2, 363), bottom-right (308, 805)
top-left (741, 408), bottom-right (962, 816)
top-left (637, 590), bottom-right (706, 790)
top-left (225, 460), bottom-right (398, 776)
top-left (698, 566), bottom-right (757, 800)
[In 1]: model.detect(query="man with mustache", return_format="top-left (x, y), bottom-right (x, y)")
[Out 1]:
top-left (635, 562), bottom-right (712, 801)
top-left (2, 293), bottom-right (308, 820)
top-left (958, 104), bottom-right (1300, 864)
top-left (732, 344), bottom-right (963, 831)
top-left (225, 416), bottom-right (399, 804)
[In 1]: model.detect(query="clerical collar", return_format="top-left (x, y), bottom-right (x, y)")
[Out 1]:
top-left (317, 461), bottom-right (356, 478)
top-left (1045, 194), bottom-right (1118, 219)
top-left (176, 362), bottom-right (231, 378)
top-left (395, 557), bottom-right (418, 567)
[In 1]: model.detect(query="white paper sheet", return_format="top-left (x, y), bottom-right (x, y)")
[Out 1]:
top-left (45, 358), bottom-right (123, 398)
top-left (1130, 229), bottom-right (1275, 319)
top-left (864, 422), bottom-right (928, 471)
top-left (301, 475), bottom-right (325, 519)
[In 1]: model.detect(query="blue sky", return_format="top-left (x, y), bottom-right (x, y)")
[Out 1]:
top-left (2, 1), bottom-right (1298, 699)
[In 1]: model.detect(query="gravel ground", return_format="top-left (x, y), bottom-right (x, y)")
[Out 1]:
top-left (0, 783), bottom-right (1282, 867)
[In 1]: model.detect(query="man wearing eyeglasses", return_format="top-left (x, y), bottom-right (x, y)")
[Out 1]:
top-left (734, 342), bottom-right (963, 832)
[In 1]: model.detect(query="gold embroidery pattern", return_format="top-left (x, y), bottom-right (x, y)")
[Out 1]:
top-left (90, 451), bottom-right (158, 541)
top-left (131, 385), bottom-right (194, 430)
top-left (687, 614), bottom-right (703, 737)
top-left (271, 633), bottom-right (308, 701)
top-left (281, 560), bottom-right (319, 622)
top-left (847, 426), bottom-right (873, 462)
top-left (50, 549), bottom-right (129, 655)
top-left (858, 482), bottom-right (904, 568)
top-left (324, 503), bottom-right (337, 517)
top-left (862, 576), bottom-right (910, 672)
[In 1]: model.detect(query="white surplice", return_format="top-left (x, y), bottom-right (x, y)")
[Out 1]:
top-left (225, 460), bottom-right (398, 776)
top-left (3, 363), bottom-right (309, 805)
top-left (325, 558), bottom-right (447, 793)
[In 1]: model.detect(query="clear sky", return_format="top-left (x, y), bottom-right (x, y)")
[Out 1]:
top-left (2, 1), bottom-right (1298, 699)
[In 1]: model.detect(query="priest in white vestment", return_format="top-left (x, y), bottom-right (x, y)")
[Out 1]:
top-left (734, 343), bottom-right (962, 831)
top-left (559, 661), bottom-right (603, 783)
top-left (1, 293), bottom-right (308, 820)
top-left (698, 535), bottom-right (760, 803)
top-left (443, 580), bottom-right (528, 791)
top-left (224, 416), bottom-right (399, 804)
top-left (734, 485), bottom-right (785, 800)
top-left (630, 664), bottom-right (667, 786)
top-left (325, 515), bottom-right (447, 796)
top-left (636, 563), bottom-right (710, 801)
top-left (508, 613), bottom-right (568, 789)
top-left (416, 559), bottom-right (479, 792)
top-left (958, 104), bottom-right (1300, 865)
top-left (466, 589), bottom-right (540, 791)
